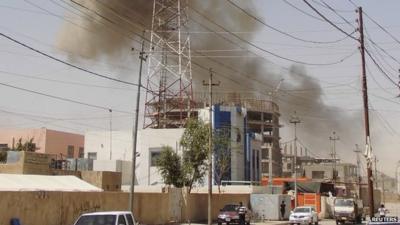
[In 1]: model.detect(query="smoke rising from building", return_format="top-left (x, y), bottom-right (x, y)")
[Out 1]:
top-left (56, 0), bottom-right (363, 158)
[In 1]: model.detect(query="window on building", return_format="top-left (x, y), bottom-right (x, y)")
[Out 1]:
top-left (67, 145), bottom-right (74, 158)
top-left (262, 162), bottom-right (269, 173)
top-left (150, 152), bottom-right (161, 167)
top-left (78, 147), bottom-right (84, 158)
top-left (312, 171), bottom-right (325, 179)
top-left (0, 143), bottom-right (8, 150)
top-left (149, 148), bottom-right (162, 167)
top-left (87, 152), bottom-right (97, 160)
top-left (262, 149), bottom-right (269, 159)
top-left (287, 163), bottom-right (292, 170)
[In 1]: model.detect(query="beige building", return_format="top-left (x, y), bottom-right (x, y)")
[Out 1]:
top-left (0, 128), bottom-right (84, 158)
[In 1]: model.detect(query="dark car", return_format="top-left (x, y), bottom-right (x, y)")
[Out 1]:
top-left (217, 204), bottom-right (251, 225)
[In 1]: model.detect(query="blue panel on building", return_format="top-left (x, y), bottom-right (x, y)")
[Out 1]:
top-left (213, 104), bottom-right (232, 182)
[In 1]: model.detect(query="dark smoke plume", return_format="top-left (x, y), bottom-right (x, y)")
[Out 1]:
top-left (56, 0), bottom-right (363, 159)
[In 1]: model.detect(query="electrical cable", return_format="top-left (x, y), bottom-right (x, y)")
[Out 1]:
top-left (318, 0), bottom-right (356, 29)
top-left (302, 0), bottom-right (358, 41)
top-left (0, 32), bottom-right (140, 87)
top-left (282, 0), bottom-right (348, 25)
top-left (0, 69), bottom-right (136, 91)
top-left (311, 0), bottom-right (354, 13)
top-left (365, 62), bottom-right (397, 97)
top-left (348, 0), bottom-right (400, 47)
top-left (364, 48), bottom-right (400, 88)
top-left (0, 81), bottom-right (132, 114)
top-left (190, 6), bottom-right (356, 66)
top-left (226, 0), bottom-right (353, 44)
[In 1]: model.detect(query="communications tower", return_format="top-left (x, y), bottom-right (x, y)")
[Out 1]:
top-left (143, 0), bottom-right (194, 129)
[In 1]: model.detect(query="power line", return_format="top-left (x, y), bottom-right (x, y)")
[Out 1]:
top-left (0, 32), bottom-right (140, 87)
top-left (0, 81), bottom-right (131, 114)
top-left (0, 69), bottom-right (136, 91)
top-left (348, 0), bottom-right (400, 47)
top-left (365, 58), bottom-right (397, 97)
top-left (226, 0), bottom-right (353, 44)
top-left (311, 0), bottom-right (354, 13)
top-left (364, 48), bottom-right (400, 88)
top-left (282, 0), bottom-right (348, 25)
top-left (318, 0), bottom-right (356, 29)
top-left (190, 6), bottom-right (356, 66)
top-left (302, 0), bottom-right (358, 41)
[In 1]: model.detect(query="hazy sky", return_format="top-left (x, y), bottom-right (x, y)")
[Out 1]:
top-left (0, 0), bottom-right (399, 175)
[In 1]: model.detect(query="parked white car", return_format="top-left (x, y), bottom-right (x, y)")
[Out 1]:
top-left (73, 211), bottom-right (137, 225)
top-left (289, 206), bottom-right (318, 225)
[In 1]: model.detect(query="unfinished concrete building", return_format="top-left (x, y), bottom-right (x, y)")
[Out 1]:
top-left (196, 93), bottom-right (283, 179)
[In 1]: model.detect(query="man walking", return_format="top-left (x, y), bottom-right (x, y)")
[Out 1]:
top-left (280, 200), bottom-right (286, 220)
top-left (238, 202), bottom-right (247, 225)
top-left (378, 204), bottom-right (389, 218)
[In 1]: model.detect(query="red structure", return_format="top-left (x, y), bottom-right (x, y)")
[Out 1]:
top-left (143, 0), bottom-right (194, 129)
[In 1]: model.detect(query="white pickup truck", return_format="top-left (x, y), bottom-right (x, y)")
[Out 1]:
top-left (72, 211), bottom-right (137, 225)
top-left (334, 198), bottom-right (364, 225)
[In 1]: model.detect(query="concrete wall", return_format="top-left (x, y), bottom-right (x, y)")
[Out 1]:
top-left (250, 194), bottom-right (291, 220)
top-left (81, 171), bottom-right (122, 191)
top-left (0, 189), bottom-right (251, 225)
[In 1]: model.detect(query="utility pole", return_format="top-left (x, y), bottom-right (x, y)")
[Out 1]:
top-left (357, 7), bottom-right (375, 216)
top-left (268, 79), bottom-right (283, 191)
top-left (354, 144), bottom-right (362, 198)
top-left (290, 111), bottom-right (301, 207)
top-left (396, 161), bottom-right (400, 194)
top-left (397, 70), bottom-right (400, 98)
top-left (374, 157), bottom-right (378, 188)
top-left (109, 109), bottom-right (112, 160)
top-left (129, 35), bottom-right (147, 212)
top-left (203, 68), bottom-right (220, 225)
top-left (329, 131), bottom-right (339, 184)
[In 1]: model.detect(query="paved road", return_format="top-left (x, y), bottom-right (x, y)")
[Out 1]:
top-left (253, 219), bottom-right (364, 225)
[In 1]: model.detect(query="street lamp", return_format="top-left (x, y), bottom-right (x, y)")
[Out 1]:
top-left (290, 111), bottom-right (301, 207)
top-left (396, 161), bottom-right (400, 194)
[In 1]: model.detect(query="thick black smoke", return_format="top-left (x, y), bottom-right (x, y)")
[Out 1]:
top-left (56, 0), bottom-right (363, 159)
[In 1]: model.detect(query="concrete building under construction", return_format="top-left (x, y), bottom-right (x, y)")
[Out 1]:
top-left (196, 93), bottom-right (283, 180)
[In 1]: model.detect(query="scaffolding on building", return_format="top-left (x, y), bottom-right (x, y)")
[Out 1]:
top-left (144, 0), bottom-right (194, 129)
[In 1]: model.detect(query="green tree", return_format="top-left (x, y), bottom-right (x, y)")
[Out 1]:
top-left (213, 129), bottom-right (231, 193)
top-left (156, 146), bottom-right (184, 188)
top-left (180, 118), bottom-right (210, 193)
top-left (15, 138), bottom-right (37, 152)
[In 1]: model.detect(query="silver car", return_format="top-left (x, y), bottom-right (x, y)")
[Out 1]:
top-left (289, 206), bottom-right (319, 225)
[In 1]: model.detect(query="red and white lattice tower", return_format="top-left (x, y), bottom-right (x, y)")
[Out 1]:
top-left (143, 0), bottom-right (193, 129)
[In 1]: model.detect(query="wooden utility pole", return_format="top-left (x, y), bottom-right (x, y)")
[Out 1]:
top-left (109, 109), bottom-right (112, 160)
top-left (357, 7), bottom-right (375, 216)
top-left (129, 35), bottom-right (147, 212)
top-left (289, 111), bottom-right (301, 207)
top-left (329, 132), bottom-right (339, 184)
top-left (354, 144), bottom-right (362, 198)
top-left (203, 68), bottom-right (220, 225)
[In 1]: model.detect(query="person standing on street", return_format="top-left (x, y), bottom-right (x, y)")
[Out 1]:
top-left (238, 202), bottom-right (247, 225)
top-left (280, 200), bottom-right (286, 220)
top-left (378, 204), bottom-right (389, 218)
